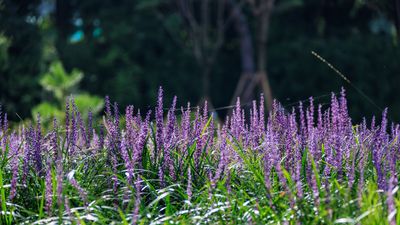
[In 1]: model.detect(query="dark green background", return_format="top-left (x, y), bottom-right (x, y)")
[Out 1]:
top-left (1, 0), bottom-right (399, 122)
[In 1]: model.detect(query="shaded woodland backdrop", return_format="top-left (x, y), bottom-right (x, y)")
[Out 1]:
top-left (1, 0), bottom-right (400, 123)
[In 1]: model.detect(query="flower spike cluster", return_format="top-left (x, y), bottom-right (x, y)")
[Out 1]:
top-left (0, 87), bottom-right (399, 224)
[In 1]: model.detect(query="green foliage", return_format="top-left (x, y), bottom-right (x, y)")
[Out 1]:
top-left (32, 61), bottom-right (103, 125)
top-left (40, 62), bottom-right (83, 101)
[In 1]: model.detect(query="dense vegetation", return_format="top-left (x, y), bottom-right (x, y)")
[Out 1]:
top-left (0, 87), bottom-right (399, 224)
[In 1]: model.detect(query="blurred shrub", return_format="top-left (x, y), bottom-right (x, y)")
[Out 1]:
top-left (0, 34), bottom-right (10, 70)
top-left (32, 61), bottom-right (103, 126)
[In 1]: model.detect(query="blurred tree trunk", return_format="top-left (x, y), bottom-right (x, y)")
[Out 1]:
top-left (255, 0), bottom-right (274, 110)
top-left (230, 0), bottom-right (274, 111)
top-left (176, 0), bottom-right (226, 108)
top-left (395, 0), bottom-right (400, 40)
top-left (228, 0), bottom-right (255, 108)
top-left (55, 0), bottom-right (73, 41)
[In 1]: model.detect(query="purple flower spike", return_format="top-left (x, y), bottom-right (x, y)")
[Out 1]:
top-left (2, 112), bottom-right (8, 151)
top-left (51, 118), bottom-right (59, 160)
top-left (9, 133), bottom-right (19, 201)
top-left (70, 99), bottom-right (78, 156)
top-left (259, 94), bottom-right (265, 134)
top-left (34, 114), bottom-right (43, 175)
top-left (121, 136), bottom-right (134, 184)
top-left (113, 102), bottom-right (120, 145)
top-left (56, 159), bottom-right (63, 209)
top-left (132, 176), bottom-right (142, 225)
top-left (387, 175), bottom-right (397, 225)
top-left (105, 95), bottom-right (112, 118)
top-left (158, 165), bottom-right (165, 188)
top-left (77, 111), bottom-right (89, 149)
top-left (45, 163), bottom-right (53, 215)
top-left (68, 172), bottom-right (88, 205)
top-left (133, 111), bottom-right (151, 168)
top-left (0, 104), bottom-right (2, 130)
top-left (156, 87), bottom-right (164, 154)
top-left (298, 101), bottom-right (306, 141)
top-left (164, 96), bottom-right (177, 148)
top-left (187, 167), bottom-right (192, 201)
top-left (65, 99), bottom-right (70, 146)
top-left (22, 126), bottom-right (34, 185)
top-left (88, 110), bottom-right (93, 141)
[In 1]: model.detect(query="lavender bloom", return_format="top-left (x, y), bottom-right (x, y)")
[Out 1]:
top-left (187, 167), bottom-right (192, 201)
top-left (2, 112), bottom-right (7, 151)
top-left (250, 100), bottom-right (259, 148)
top-left (311, 169), bottom-right (320, 207)
top-left (347, 153), bottom-right (356, 190)
top-left (214, 126), bottom-right (228, 183)
top-left (64, 198), bottom-right (73, 222)
top-left (0, 104), bottom-right (2, 131)
top-left (387, 175), bottom-right (397, 225)
top-left (56, 159), bottom-right (63, 208)
top-left (155, 87), bottom-right (164, 154)
top-left (111, 152), bottom-right (119, 199)
top-left (163, 96), bottom-right (177, 178)
top-left (373, 108), bottom-right (388, 189)
top-left (317, 104), bottom-right (323, 134)
top-left (133, 111), bottom-right (151, 168)
top-left (164, 96), bottom-right (177, 149)
top-left (70, 100), bottom-right (78, 156)
top-left (232, 97), bottom-right (243, 139)
top-left (68, 171), bottom-right (88, 205)
top-left (65, 99), bottom-right (70, 146)
top-left (125, 105), bottom-right (135, 149)
top-left (275, 163), bottom-right (295, 208)
top-left (208, 116), bottom-right (215, 148)
top-left (193, 107), bottom-right (202, 165)
top-left (105, 95), bottom-right (112, 118)
top-left (98, 125), bottom-right (105, 149)
top-left (298, 101), bottom-right (306, 139)
top-left (263, 124), bottom-right (277, 191)
top-left (181, 103), bottom-right (191, 149)
top-left (331, 93), bottom-right (343, 174)
top-left (121, 136), bottom-right (134, 184)
top-left (77, 111), bottom-right (89, 149)
top-left (158, 165), bottom-right (165, 188)
top-left (306, 97), bottom-right (314, 135)
top-left (113, 102), bottom-right (121, 144)
top-left (51, 118), bottom-right (59, 160)
top-left (45, 163), bottom-right (53, 214)
top-left (208, 168), bottom-right (213, 200)
top-left (87, 110), bottom-right (93, 142)
top-left (34, 114), bottom-right (43, 175)
top-left (259, 94), bottom-right (265, 134)
top-left (22, 126), bottom-right (34, 185)
top-left (226, 169), bottom-right (232, 194)
top-left (294, 159), bottom-right (303, 198)
top-left (9, 133), bottom-right (19, 200)
top-left (132, 176), bottom-right (142, 225)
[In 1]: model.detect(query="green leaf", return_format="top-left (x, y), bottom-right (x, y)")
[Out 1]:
top-left (40, 61), bottom-right (83, 100)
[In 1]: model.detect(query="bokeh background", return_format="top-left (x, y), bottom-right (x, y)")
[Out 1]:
top-left (1, 0), bottom-right (400, 124)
